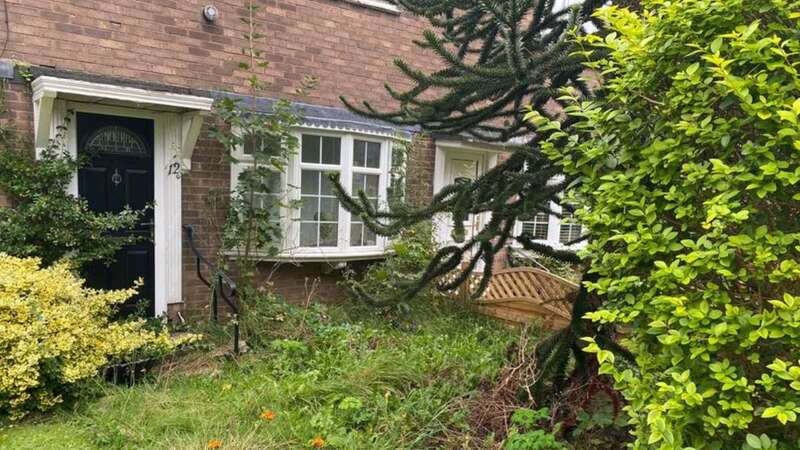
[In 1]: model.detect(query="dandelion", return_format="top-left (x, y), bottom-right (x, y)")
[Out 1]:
top-left (309, 436), bottom-right (325, 448)
top-left (207, 439), bottom-right (223, 449)
top-left (259, 410), bottom-right (276, 421)
top-left (221, 383), bottom-right (232, 392)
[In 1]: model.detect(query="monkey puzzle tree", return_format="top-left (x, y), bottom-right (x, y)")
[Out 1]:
top-left (334, 0), bottom-right (634, 405)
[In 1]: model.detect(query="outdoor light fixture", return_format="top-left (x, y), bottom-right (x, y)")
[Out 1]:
top-left (202, 5), bottom-right (219, 23)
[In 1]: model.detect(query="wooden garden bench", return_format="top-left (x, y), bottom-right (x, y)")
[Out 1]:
top-left (453, 267), bottom-right (578, 329)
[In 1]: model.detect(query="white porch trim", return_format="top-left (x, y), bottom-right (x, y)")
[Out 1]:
top-left (31, 76), bottom-right (213, 166)
top-left (31, 76), bottom-right (215, 317)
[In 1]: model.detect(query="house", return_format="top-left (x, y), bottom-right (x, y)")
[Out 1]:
top-left (0, 0), bottom-right (581, 319)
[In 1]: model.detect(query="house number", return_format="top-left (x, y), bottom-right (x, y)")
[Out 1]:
top-left (167, 162), bottom-right (182, 179)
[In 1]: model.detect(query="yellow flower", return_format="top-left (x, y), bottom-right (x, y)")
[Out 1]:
top-left (309, 437), bottom-right (325, 448)
top-left (221, 383), bottom-right (233, 392)
top-left (259, 410), bottom-right (276, 421)
top-left (207, 439), bottom-right (223, 449)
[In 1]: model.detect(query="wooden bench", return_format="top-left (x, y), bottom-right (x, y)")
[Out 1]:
top-left (453, 267), bottom-right (578, 329)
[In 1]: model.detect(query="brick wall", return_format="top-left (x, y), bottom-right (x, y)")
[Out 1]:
top-left (0, 80), bottom-right (34, 208)
top-left (0, 0), bottom-right (441, 317)
top-left (405, 134), bottom-right (435, 207)
top-left (3, 0), bottom-right (435, 111)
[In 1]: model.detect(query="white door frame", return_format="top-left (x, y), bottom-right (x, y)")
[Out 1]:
top-left (60, 101), bottom-right (183, 317)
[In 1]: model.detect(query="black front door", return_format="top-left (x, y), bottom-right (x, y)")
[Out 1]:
top-left (78, 112), bottom-right (155, 317)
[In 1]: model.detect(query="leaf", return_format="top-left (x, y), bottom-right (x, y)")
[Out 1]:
top-left (746, 433), bottom-right (762, 449)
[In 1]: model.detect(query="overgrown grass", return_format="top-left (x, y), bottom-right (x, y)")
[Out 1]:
top-left (0, 297), bottom-right (520, 449)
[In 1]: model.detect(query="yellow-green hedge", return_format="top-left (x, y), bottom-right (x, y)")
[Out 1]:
top-left (0, 253), bottom-right (196, 420)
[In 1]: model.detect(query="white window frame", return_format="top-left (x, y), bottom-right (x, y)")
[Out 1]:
top-left (230, 127), bottom-right (393, 261)
top-left (520, 211), bottom-right (551, 241)
top-left (229, 135), bottom-right (288, 234)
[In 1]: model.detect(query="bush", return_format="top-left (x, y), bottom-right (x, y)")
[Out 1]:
top-left (0, 130), bottom-right (143, 267)
top-left (536, 0), bottom-right (800, 447)
top-left (0, 254), bottom-right (197, 420)
top-left (504, 408), bottom-right (566, 450)
top-left (341, 223), bottom-right (437, 316)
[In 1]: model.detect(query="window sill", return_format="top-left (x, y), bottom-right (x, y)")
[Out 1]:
top-left (340, 0), bottom-right (401, 15)
top-left (223, 248), bottom-right (392, 263)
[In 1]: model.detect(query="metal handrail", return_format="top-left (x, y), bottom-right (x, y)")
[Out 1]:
top-left (183, 225), bottom-right (240, 355)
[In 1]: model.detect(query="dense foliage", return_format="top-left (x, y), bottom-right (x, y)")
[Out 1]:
top-left (0, 254), bottom-right (196, 421)
top-left (536, 0), bottom-right (800, 447)
top-left (210, 1), bottom-right (312, 280)
top-left (341, 223), bottom-right (437, 316)
top-left (0, 127), bottom-right (141, 267)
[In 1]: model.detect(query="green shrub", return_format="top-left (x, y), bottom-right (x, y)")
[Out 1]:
top-left (0, 129), bottom-right (142, 267)
top-left (341, 223), bottom-right (437, 315)
top-left (0, 254), bottom-right (197, 420)
top-left (504, 408), bottom-right (567, 450)
top-left (534, 0), bottom-right (800, 447)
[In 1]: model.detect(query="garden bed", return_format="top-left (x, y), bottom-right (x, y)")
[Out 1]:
top-left (0, 299), bottom-right (518, 449)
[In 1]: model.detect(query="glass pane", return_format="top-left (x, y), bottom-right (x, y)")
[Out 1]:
top-left (319, 198), bottom-right (339, 221)
top-left (351, 223), bottom-right (363, 246)
top-left (300, 196), bottom-right (318, 221)
top-left (320, 173), bottom-right (335, 195)
top-left (365, 174), bottom-right (379, 197)
top-left (301, 135), bottom-right (321, 163)
top-left (353, 140), bottom-right (366, 167)
top-left (301, 170), bottom-right (319, 195)
top-left (559, 224), bottom-right (574, 244)
top-left (321, 136), bottom-right (341, 164)
top-left (243, 134), bottom-right (259, 155)
top-left (319, 223), bottom-right (338, 247)
top-left (263, 171), bottom-right (281, 193)
top-left (300, 223), bottom-right (317, 247)
top-left (366, 142), bottom-right (381, 168)
top-left (364, 228), bottom-right (377, 246)
top-left (352, 173), bottom-right (365, 192)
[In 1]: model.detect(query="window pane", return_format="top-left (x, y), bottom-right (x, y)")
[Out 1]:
top-left (243, 134), bottom-right (259, 155)
top-left (263, 171), bottom-right (281, 193)
top-left (300, 223), bottom-right (317, 247)
top-left (351, 223), bottom-right (363, 246)
top-left (301, 196), bottom-right (318, 221)
top-left (353, 173), bottom-right (365, 191)
top-left (301, 135), bottom-right (320, 163)
top-left (365, 174), bottom-right (379, 196)
top-left (301, 170), bottom-right (319, 195)
top-left (364, 227), bottom-right (377, 246)
top-left (320, 173), bottom-right (335, 195)
top-left (321, 136), bottom-right (341, 164)
top-left (366, 142), bottom-right (381, 168)
top-left (319, 223), bottom-right (338, 247)
top-left (319, 198), bottom-right (339, 221)
top-left (353, 140), bottom-right (366, 167)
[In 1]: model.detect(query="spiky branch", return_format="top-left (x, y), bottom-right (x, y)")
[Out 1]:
top-left (335, 0), bottom-right (603, 301)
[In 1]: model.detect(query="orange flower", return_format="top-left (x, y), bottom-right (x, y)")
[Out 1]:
top-left (207, 439), bottom-right (223, 449)
top-left (259, 410), bottom-right (276, 421)
top-left (309, 436), bottom-right (325, 448)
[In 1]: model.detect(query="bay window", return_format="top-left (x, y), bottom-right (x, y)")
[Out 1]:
top-left (232, 128), bottom-right (391, 260)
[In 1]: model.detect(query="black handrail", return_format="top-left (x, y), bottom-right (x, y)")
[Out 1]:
top-left (183, 225), bottom-right (240, 355)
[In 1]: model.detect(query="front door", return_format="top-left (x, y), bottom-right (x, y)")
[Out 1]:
top-left (446, 152), bottom-right (483, 242)
top-left (77, 112), bottom-right (155, 317)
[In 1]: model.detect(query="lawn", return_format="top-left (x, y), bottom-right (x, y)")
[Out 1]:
top-left (0, 298), bottom-right (520, 449)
